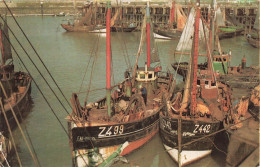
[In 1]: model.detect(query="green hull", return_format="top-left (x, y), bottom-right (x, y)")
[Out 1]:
top-left (213, 62), bottom-right (228, 75)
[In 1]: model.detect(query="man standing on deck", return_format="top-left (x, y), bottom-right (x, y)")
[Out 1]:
top-left (140, 85), bottom-right (147, 105)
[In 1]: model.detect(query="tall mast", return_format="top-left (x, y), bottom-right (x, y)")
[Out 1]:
top-left (146, 1), bottom-right (150, 67)
top-left (0, 27), bottom-right (4, 65)
top-left (190, 0), bottom-right (200, 115)
top-left (207, 0), bottom-right (216, 82)
top-left (210, 0), bottom-right (216, 54)
top-left (170, 0), bottom-right (175, 28)
top-left (106, 1), bottom-right (112, 117)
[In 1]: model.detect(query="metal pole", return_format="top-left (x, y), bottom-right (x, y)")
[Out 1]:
top-left (178, 118), bottom-right (182, 167)
top-left (146, 1), bottom-right (150, 67)
top-left (106, 1), bottom-right (112, 117)
top-left (40, 1), bottom-right (43, 17)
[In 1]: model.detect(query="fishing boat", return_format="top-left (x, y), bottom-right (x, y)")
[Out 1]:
top-left (172, 50), bottom-right (231, 78)
top-left (215, 6), bottom-right (243, 39)
top-left (0, 16), bottom-right (32, 163)
top-left (153, 1), bottom-right (187, 40)
top-left (247, 11), bottom-right (260, 48)
top-left (61, 2), bottom-right (106, 33)
top-left (225, 85), bottom-right (259, 167)
top-left (110, 7), bottom-right (137, 32)
top-left (172, 1), bottom-right (233, 77)
top-left (67, 2), bottom-right (171, 166)
top-left (159, 1), bottom-right (232, 166)
top-left (111, 23), bottom-right (137, 32)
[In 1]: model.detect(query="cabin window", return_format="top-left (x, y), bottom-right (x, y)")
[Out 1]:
top-left (148, 73), bottom-right (153, 79)
top-left (140, 74), bottom-right (145, 79)
top-left (223, 58), bottom-right (226, 62)
top-left (205, 81), bottom-right (209, 85)
top-left (211, 82), bottom-right (216, 86)
top-left (197, 80), bottom-right (200, 85)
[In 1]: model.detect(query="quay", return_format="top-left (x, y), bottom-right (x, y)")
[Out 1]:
top-left (0, 1), bottom-right (258, 30)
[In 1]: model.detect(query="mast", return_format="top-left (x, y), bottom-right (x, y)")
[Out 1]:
top-left (206, 0), bottom-right (215, 82)
top-left (106, 1), bottom-right (112, 117)
top-left (210, 0), bottom-right (216, 54)
top-left (170, 0), bottom-right (175, 28)
top-left (190, 0), bottom-right (200, 115)
top-left (146, 1), bottom-right (150, 67)
top-left (0, 25), bottom-right (4, 65)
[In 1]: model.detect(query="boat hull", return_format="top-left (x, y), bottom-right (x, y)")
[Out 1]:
top-left (159, 115), bottom-right (220, 166)
top-left (69, 112), bottom-right (160, 166)
top-left (111, 26), bottom-right (136, 32)
top-left (153, 28), bottom-right (181, 39)
top-left (247, 36), bottom-right (260, 48)
top-left (61, 24), bottom-right (106, 33)
top-left (0, 72), bottom-right (32, 131)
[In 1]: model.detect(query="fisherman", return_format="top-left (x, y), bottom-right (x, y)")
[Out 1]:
top-left (140, 85), bottom-right (147, 105)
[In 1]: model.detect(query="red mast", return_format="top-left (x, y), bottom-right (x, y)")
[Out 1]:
top-left (106, 1), bottom-right (112, 117)
top-left (171, 1), bottom-right (175, 28)
top-left (0, 28), bottom-right (5, 65)
top-left (190, 0), bottom-right (200, 115)
top-left (146, 1), bottom-right (150, 67)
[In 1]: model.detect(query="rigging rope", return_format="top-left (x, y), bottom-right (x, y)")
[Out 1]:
top-left (84, 33), bottom-right (100, 105)
top-left (0, 18), bottom-right (90, 167)
top-left (0, 15), bottom-right (71, 117)
top-left (0, 100), bottom-right (22, 167)
top-left (128, 116), bottom-right (254, 165)
top-left (14, 103), bottom-right (42, 166)
top-left (79, 33), bottom-right (100, 92)
top-left (2, 1), bottom-right (72, 110)
top-left (0, 149), bottom-right (10, 167)
top-left (0, 81), bottom-right (40, 167)
top-left (115, 28), bottom-right (132, 70)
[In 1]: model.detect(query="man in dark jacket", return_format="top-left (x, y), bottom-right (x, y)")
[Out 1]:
top-left (140, 85), bottom-right (147, 105)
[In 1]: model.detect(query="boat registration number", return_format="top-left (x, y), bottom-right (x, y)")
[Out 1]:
top-left (193, 124), bottom-right (211, 134)
top-left (98, 125), bottom-right (124, 138)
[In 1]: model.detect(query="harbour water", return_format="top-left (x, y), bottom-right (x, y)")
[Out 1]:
top-left (6, 16), bottom-right (259, 166)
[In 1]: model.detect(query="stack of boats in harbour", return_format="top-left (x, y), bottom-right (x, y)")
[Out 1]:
top-left (0, 0), bottom-right (258, 166)
top-left (64, 0), bottom-right (258, 167)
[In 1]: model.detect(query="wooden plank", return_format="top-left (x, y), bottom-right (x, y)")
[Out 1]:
top-left (239, 147), bottom-right (259, 167)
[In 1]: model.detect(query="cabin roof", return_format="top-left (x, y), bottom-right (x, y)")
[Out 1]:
top-left (137, 67), bottom-right (155, 72)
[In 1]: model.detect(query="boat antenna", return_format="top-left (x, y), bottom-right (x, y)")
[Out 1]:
top-left (190, 0), bottom-right (200, 115)
top-left (106, 1), bottom-right (112, 117)
top-left (146, 1), bottom-right (151, 67)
